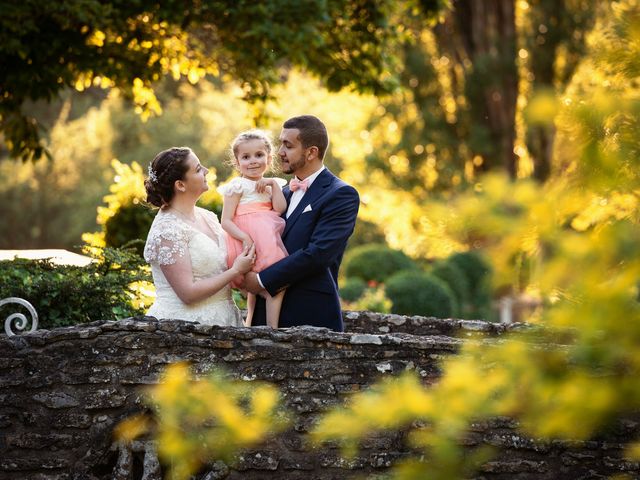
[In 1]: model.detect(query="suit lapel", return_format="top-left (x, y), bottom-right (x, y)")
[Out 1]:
top-left (282, 186), bottom-right (293, 219)
top-left (283, 169), bottom-right (334, 238)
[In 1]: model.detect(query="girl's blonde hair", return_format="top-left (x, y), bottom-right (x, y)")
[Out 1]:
top-left (231, 129), bottom-right (274, 158)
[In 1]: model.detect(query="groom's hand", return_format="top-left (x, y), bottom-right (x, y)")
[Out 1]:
top-left (244, 272), bottom-right (263, 295)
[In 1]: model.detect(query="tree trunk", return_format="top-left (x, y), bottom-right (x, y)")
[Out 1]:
top-left (528, 123), bottom-right (555, 182)
top-left (526, 0), bottom-right (564, 182)
top-left (453, 0), bottom-right (518, 177)
top-left (525, 0), bottom-right (597, 182)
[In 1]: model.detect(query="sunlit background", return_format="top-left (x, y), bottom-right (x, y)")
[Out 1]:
top-left (2, 1), bottom-right (626, 318)
top-left (3, 1), bottom-right (640, 477)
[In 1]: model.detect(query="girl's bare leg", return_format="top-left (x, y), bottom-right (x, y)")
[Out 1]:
top-left (245, 292), bottom-right (256, 326)
top-left (265, 290), bottom-right (285, 329)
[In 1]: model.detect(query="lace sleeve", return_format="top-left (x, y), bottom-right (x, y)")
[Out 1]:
top-left (216, 177), bottom-right (245, 197)
top-left (143, 213), bottom-right (191, 266)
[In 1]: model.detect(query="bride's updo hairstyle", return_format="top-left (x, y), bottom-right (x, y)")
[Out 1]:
top-left (145, 147), bottom-right (192, 208)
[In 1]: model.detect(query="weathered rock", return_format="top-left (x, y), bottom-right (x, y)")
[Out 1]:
top-left (0, 313), bottom-right (637, 480)
top-left (32, 391), bottom-right (80, 409)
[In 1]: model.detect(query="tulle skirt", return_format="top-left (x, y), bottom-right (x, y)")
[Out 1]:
top-left (225, 202), bottom-right (287, 288)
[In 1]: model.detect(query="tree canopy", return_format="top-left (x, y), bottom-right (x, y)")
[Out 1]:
top-left (0, 0), bottom-right (445, 161)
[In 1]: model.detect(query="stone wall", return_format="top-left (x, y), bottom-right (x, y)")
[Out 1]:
top-left (0, 313), bottom-right (638, 480)
top-left (343, 310), bottom-right (518, 336)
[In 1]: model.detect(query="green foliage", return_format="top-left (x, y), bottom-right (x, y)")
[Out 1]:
top-left (347, 286), bottom-right (392, 313)
top-left (0, 96), bottom-right (113, 248)
top-left (445, 252), bottom-right (493, 320)
top-left (447, 251), bottom-right (491, 297)
top-left (357, 0), bottom-right (600, 195)
top-left (430, 260), bottom-right (470, 307)
top-left (0, 0), bottom-right (445, 161)
top-left (104, 202), bottom-right (155, 254)
top-left (343, 243), bottom-right (418, 283)
top-left (0, 247), bottom-right (151, 329)
top-left (347, 219), bottom-right (387, 249)
top-left (339, 277), bottom-right (368, 302)
top-left (232, 289), bottom-right (247, 311)
top-left (106, 80), bottom-right (248, 181)
top-left (363, 36), bottom-right (468, 194)
top-left (313, 4), bottom-right (640, 477)
top-left (107, 4), bottom-right (640, 479)
top-left (385, 270), bottom-right (457, 317)
top-left (523, 0), bottom-right (598, 181)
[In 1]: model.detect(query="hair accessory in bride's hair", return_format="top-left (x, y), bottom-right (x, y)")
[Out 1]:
top-left (148, 164), bottom-right (159, 183)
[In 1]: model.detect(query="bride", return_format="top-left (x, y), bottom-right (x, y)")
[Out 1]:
top-left (143, 146), bottom-right (255, 325)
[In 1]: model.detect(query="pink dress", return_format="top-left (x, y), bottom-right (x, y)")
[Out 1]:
top-left (217, 177), bottom-right (288, 287)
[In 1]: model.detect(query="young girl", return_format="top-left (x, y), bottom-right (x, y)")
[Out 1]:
top-left (217, 130), bottom-right (288, 328)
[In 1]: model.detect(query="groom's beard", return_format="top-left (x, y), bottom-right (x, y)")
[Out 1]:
top-left (280, 154), bottom-right (305, 175)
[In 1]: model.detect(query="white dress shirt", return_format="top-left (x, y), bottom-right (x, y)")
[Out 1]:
top-left (286, 166), bottom-right (325, 218)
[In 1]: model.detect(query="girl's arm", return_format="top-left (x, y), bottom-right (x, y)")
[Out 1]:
top-left (161, 244), bottom-right (255, 304)
top-left (221, 193), bottom-right (253, 246)
top-left (270, 179), bottom-right (287, 214)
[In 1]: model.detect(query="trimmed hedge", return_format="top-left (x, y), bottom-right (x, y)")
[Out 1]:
top-left (0, 247), bottom-right (151, 330)
top-left (447, 251), bottom-right (491, 297)
top-left (430, 260), bottom-right (470, 307)
top-left (344, 244), bottom-right (418, 283)
top-left (385, 271), bottom-right (458, 318)
top-left (447, 251), bottom-right (493, 320)
top-left (339, 277), bottom-right (368, 302)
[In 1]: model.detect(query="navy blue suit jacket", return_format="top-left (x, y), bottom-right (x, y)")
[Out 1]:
top-left (251, 168), bottom-right (359, 331)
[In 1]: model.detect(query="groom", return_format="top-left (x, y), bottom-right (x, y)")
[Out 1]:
top-left (244, 115), bottom-right (359, 331)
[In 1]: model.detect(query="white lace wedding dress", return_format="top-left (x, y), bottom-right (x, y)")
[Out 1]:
top-left (143, 207), bottom-right (242, 326)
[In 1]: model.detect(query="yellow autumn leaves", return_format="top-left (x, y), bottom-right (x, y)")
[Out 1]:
top-left (79, 20), bottom-right (218, 122)
top-left (115, 362), bottom-right (287, 480)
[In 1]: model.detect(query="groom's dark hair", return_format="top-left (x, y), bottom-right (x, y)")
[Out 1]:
top-left (283, 115), bottom-right (329, 160)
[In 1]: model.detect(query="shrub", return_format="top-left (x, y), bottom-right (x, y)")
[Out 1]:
top-left (447, 251), bottom-right (491, 297)
top-left (104, 202), bottom-right (155, 255)
top-left (339, 277), bottom-right (368, 302)
top-left (344, 244), bottom-right (418, 283)
top-left (0, 247), bottom-right (152, 330)
top-left (446, 251), bottom-right (493, 320)
top-left (430, 260), bottom-right (471, 308)
top-left (349, 287), bottom-right (392, 313)
top-left (385, 271), bottom-right (458, 318)
top-left (347, 219), bottom-right (387, 249)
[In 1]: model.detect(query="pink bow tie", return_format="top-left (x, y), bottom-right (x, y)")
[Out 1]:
top-left (289, 178), bottom-right (309, 192)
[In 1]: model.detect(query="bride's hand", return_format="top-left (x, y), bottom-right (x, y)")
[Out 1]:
top-left (232, 244), bottom-right (256, 274)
